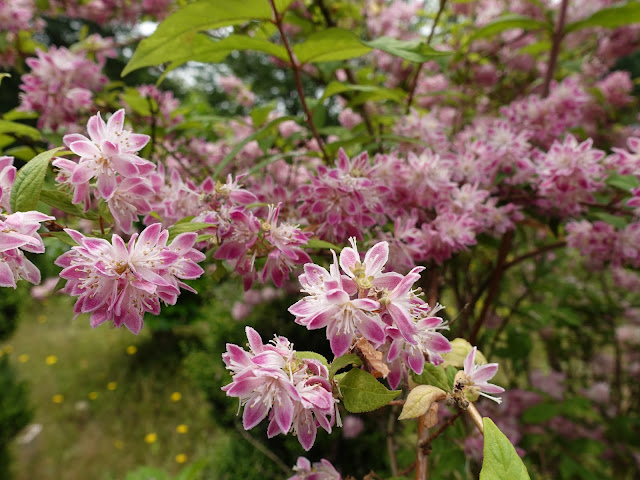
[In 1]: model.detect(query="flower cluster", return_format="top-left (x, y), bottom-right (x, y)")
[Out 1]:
top-left (288, 457), bottom-right (342, 480)
top-left (0, 156), bottom-right (53, 289)
top-left (289, 238), bottom-right (451, 389)
top-left (222, 327), bottom-right (335, 450)
top-left (19, 46), bottom-right (108, 131)
top-left (53, 109), bottom-right (155, 232)
top-left (55, 223), bottom-right (204, 334)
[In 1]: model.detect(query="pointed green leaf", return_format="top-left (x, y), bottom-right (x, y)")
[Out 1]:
top-left (305, 238), bottom-right (343, 252)
top-left (214, 116), bottom-right (295, 177)
top-left (164, 34), bottom-right (288, 72)
top-left (606, 173), bottom-right (640, 191)
top-left (565, 2), bottom-right (640, 34)
top-left (398, 385), bottom-right (446, 420)
top-left (0, 120), bottom-right (41, 141)
top-left (412, 363), bottom-right (450, 392)
top-left (122, 0), bottom-right (278, 76)
top-left (470, 14), bottom-right (551, 41)
top-left (10, 147), bottom-right (63, 213)
top-left (167, 222), bottom-right (216, 241)
top-left (339, 368), bottom-right (400, 413)
top-left (329, 353), bottom-right (362, 379)
top-left (39, 189), bottom-right (99, 220)
top-left (296, 351), bottom-right (329, 368)
top-left (363, 37), bottom-right (452, 63)
top-left (480, 418), bottom-right (531, 480)
top-left (48, 231), bottom-right (78, 247)
top-left (294, 28), bottom-right (372, 64)
top-left (0, 73), bottom-right (10, 86)
top-left (321, 81), bottom-right (406, 102)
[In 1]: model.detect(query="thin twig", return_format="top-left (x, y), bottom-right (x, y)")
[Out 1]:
top-left (406, 0), bottom-right (448, 112)
top-left (470, 230), bottom-right (513, 344)
top-left (269, 0), bottom-right (328, 160)
top-left (541, 0), bottom-right (569, 98)
top-left (235, 423), bottom-right (291, 474)
top-left (315, 0), bottom-right (376, 136)
top-left (415, 414), bottom-right (430, 480)
top-left (422, 409), bottom-right (464, 446)
top-left (502, 241), bottom-right (566, 271)
top-left (387, 406), bottom-right (399, 476)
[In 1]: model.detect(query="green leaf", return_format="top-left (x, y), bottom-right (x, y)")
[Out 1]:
top-left (167, 34), bottom-right (288, 72)
top-left (329, 353), bottom-right (362, 379)
top-left (39, 189), bottom-right (99, 220)
top-left (363, 37), bottom-right (452, 63)
top-left (412, 363), bottom-right (450, 392)
top-left (167, 222), bottom-right (215, 241)
top-left (214, 116), bottom-right (294, 177)
top-left (593, 212), bottom-right (628, 230)
top-left (321, 81), bottom-right (406, 102)
top-left (122, 0), bottom-right (280, 76)
top-left (48, 231), bottom-right (78, 247)
top-left (294, 28), bottom-right (372, 63)
top-left (480, 418), bottom-right (531, 480)
top-left (10, 147), bottom-right (63, 213)
top-left (296, 351), bottom-right (329, 368)
top-left (0, 120), bottom-right (41, 141)
top-left (338, 369), bottom-right (400, 413)
top-left (305, 238), bottom-right (343, 252)
top-left (446, 365), bottom-right (458, 389)
top-left (0, 73), bottom-right (10, 87)
top-left (470, 14), bottom-right (551, 41)
top-left (565, 2), bottom-right (640, 34)
top-left (606, 173), bottom-right (640, 191)
top-left (398, 385), bottom-right (446, 420)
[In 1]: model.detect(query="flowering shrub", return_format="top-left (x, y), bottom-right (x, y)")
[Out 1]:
top-left (1, 0), bottom-right (640, 478)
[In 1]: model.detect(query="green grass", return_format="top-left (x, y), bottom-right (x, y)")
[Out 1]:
top-left (1, 296), bottom-right (215, 480)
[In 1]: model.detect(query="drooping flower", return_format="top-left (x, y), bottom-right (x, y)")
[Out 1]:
top-left (289, 252), bottom-right (386, 357)
top-left (288, 456), bottom-right (342, 480)
top-left (0, 211), bottom-right (55, 288)
top-left (222, 327), bottom-right (335, 450)
top-left (60, 109), bottom-right (154, 200)
top-left (55, 223), bottom-right (204, 334)
top-left (455, 346), bottom-right (504, 404)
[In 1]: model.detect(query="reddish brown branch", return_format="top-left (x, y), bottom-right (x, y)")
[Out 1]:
top-left (470, 230), bottom-right (513, 344)
top-left (406, 0), bottom-right (448, 112)
top-left (542, 0), bottom-right (569, 98)
top-left (269, 0), bottom-right (328, 160)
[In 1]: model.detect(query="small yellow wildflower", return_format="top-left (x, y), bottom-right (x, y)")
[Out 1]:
top-left (126, 345), bottom-right (137, 355)
top-left (88, 392), bottom-right (99, 400)
top-left (114, 440), bottom-right (124, 449)
top-left (45, 355), bottom-right (58, 365)
top-left (107, 381), bottom-right (117, 391)
top-left (37, 315), bottom-right (47, 323)
top-left (3, 345), bottom-right (12, 354)
top-left (18, 354), bottom-right (29, 363)
top-left (170, 392), bottom-right (182, 402)
top-left (175, 454), bottom-right (187, 464)
top-left (144, 433), bottom-right (157, 444)
top-left (176, 424), bottom-right (188, 434)
top-left (52, 394), bottom-right (64, 404)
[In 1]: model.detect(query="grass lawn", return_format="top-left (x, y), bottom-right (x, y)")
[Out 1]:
top-left (2, 295), bottom-right (216, 480)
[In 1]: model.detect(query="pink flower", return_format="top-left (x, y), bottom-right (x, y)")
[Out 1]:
top-left (0, 156), bottom-right (16, 213)
top-left (457, 346), bottom-right (504, 404)
top-left (55, 223), bottom-right (204, 334)
top-left (60, 109), bottom-right (153, 200)
top-left (288, 457), bottom-right (342, 480)
top-left (222, 327), bottom-right (335, 450)
top-left (289, 252), bottom-right (386, 357)
top-left (0, 211), bottom-right (55, 288)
